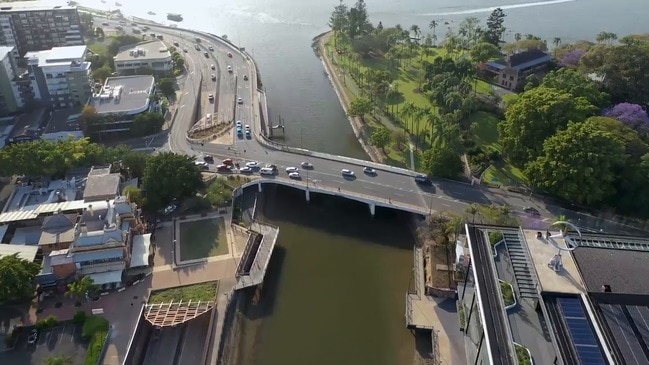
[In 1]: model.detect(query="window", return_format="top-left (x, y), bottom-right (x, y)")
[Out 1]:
top-left (509, 75), bottom-right (514, 81)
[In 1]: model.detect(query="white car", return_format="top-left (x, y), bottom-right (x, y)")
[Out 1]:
top-left (163, 203), bottom-right (177, 215)
top-left (227, 65), bottom-right (233, 73)
top-left (237, 97), bottom-right (243, 104)
top-left (245, 124), bottom-right (250, 130)
top-left (286, 167), bottom-right (299, 173)
top-left (235, 120), bottom-right (242, 127)
top-left (239, 166), bottom-right (253, 173)
top-left (210, 64), bottom-right (215, 70)
top-left (288, 172), bottom-right (301, 179)
top-left (245, 161), bottom-right (259, 168)
top-left (301, 162), bottom-right (313, 169)
top-left (341, 169), bottom-right (355, 177)
top-left (194, 161), bottom-right (208, 169)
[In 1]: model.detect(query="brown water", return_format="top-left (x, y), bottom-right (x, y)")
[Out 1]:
top-left (235, 185), bottom-right (416, 365)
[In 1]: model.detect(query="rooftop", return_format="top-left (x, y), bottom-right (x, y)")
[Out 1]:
top-left (83, 166), bottom-right (120, 202)
top-left (574, 247), bottom-right (649, 295)
top-left (7, 107), bottom-right (49, 140)
top-left (25, 45), bottom-right (89, 68)
top-left (0, 1), bottom-right (75, 12)
top-left (0, 46), bottom-right (15, 57)
top-left (10, 226), bottom-right (42, 245)
top-left (44, 107), bottom-right (83, 134)
top-left (39, 213), bottom-right (78, 246)
top-left (88, 75), bottom-right (155, 115)
top-left (488, 49), bottom-right (552, 71)
top-left (114, 40), bottom-right (171, 62)
top-left (0, 243), bottom-right (38, 261)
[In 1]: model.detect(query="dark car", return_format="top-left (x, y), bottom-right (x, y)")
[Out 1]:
top-left (27, 329), bottom-right (39, 344)
top-left (216, 165), bottom-right (232, 172)
top-left (203, 155), bottom-right (214, 163)
top-left (414, 174), bottom-right (432, 185)
top-left (523, 207), bottom-right (541, 216)
top-left (222, 158), bottom-right (234, 166)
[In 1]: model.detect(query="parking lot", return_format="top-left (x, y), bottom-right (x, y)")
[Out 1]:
top-left (0, 322), bottom-right (88, 365)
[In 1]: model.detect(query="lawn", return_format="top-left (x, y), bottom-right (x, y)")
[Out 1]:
top-left (149, 282), bottom-right (218, 304)
top-left (178, 217), bottom-right (228, 261)
top-left (470, 111), bottom-right (501, 148)
top-left (483, 164), bottom-right (528, 187)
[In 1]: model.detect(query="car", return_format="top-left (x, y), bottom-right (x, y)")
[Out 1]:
top-left (244, 124), bottom-right (250, 130)
top-left (363, 166), bottom-right (376, 175)
top-left (222, 158), bottom-right (233, 166)
top-left (243, 75), bottom-right (249, 81)
top-left (150, 33), bottom-right (156, 38)
top-left (203, 155), bottom-right (214, 162)
top-left (236, 127), bottom-right (243, 135)
top-left (301, 162), bottom-right (313, 169)
top-left (163, 203), bottom-right (177, 215)
top-left (204, 52), bottom-right (209, 57)
top-left (173, 41), bottom-right (179, 46)
top-left (414, 174), bottom-right (432, 185)
top-left (286, 167), bottom-right (299, 173)
top-left (115, 25), bottom-right (123, 31)
top-left (341, 169), bottom-right (355, 177)
top-left (237, 97), bottom-right (243, 104)
top-left (227, 65), bottom-right (233, 73)
top-left (211, 74), bottom-right (216, 81)
top-left (523, 207), bottom-right (541, 216)
top-left (211, 64), bottom-right (215, 70)
top-left (288, 172), bottom-right (301, 179)
top-left (239, 166), bottom-right (253, 173)
top-left (195, 45), bottom-right (201, 51)
top-left (245, 129), bottom-right (251, 138)
top-left (194, 161), bottom-right (208, 169)
top-left (246, 161), bottom-right (259, 168)
top-left (101, 22), bottom-right (110, 26)
top-left (227, 52), bottom-right (233, 58)
top-left (27, 329), bottom-right (38, 344)
top-left (260, 167), bottom-right (275, 176)
top-left (183, 48), bottom-right (188, 53)
top-left (208, 94), bottom-right (214, 102)
top-left (208, 46), bottom-right (214, 51)
top-left (265, 164), bottom-right (278, 172)
top-left (216, 164), bottom-right (232, 172)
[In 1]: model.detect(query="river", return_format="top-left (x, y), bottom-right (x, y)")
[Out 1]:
top-left (71, 0), bottom-right (649, 157)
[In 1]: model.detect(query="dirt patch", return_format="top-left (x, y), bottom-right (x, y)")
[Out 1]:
top-left (425, 245), bottom-right (454, 289)
top-left (212, 129), bottom-right (234, 145)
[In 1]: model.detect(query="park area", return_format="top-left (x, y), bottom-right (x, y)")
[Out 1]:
top-left (178, 217), bottom-right (229, 261)
top-left (149, 282), bottom-right (219, 304)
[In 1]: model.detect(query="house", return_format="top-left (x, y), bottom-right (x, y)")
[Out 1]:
top-left (485, 49), bottom-right (552, 91)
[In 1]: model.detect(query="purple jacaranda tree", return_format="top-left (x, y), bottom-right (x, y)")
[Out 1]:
top-left (603, 102), bottom-right (649, 134)
top-left (559, 48), bottom-right (586, 68)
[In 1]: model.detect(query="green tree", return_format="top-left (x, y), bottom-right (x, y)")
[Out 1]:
top-left (465, 203), bottom-right (480, 223)
top-left (470, 42), bottom-right (501, 63)
top-left (43, 355), bottom-right (73, 365)
top-left (92, 65), bottom-right (112, 82)
top-left (370, 127), bottom-right (391, 152)
top-left (540, 68), bottom-right (609, 107)
top-left (329, 0), bottom-right (349, 46)
top-left (421, 147), bottom-right (463, 179)
top-left (143, 152), bottom-right (203, 209)
top-left (391, 129), bottom-right (408, 151)
top-left (0, 254), bottom-right (40, 304)
top-left (206, 178), bottom-right (231, 206)
top-left (121, 150), bottom-right (149, 179)
top-left (130, 112), bottom-right (165, 137)
top-left (346, 0), bottom-right (372, 39)
top-left (526, 119), bottom-right (625, 205)
top-left (428, 20), bottom-right (439, 46)
top-left (107, 35), bottom-right (142, 55)
top-left (157, 78), bottom-right (176, 98)
top-left (122, 185), bottom-right (144, 207)
top-left (347, 96), bottom-right (373, 122)
top-left (66, 276), bottom-right (98, 306)
top-left (484, 8), bottom-right (506, 45)
top-left (498, 86), bottom-right (597, 166)
top-left (94, 27), bottom-right (104, 38)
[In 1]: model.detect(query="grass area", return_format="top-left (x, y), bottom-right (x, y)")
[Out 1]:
top-left (149, 282), bottom-right (218, 304)
top-left (502, 93), bottom-right (519, 106)
top-left (470, 111), bottom-right (501, 148)
top-left (82, 316), bottom-right (109, 365)
top-left (515, 343), bottom-right (532, 365)
top-left (500, 280), bottom-right (515, 307)
top-left (483, 164), bottom-right (528, 186)
top-left (178, 217), bottom-right (228, 260)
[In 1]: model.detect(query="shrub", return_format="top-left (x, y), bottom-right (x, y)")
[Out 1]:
top-left (489, 231), bottom-right (504, 246)
top-left (73, 310), bottom-right (87, 325)
top-left (500, 280), bottom-right (515, 306)
top-left (36, 315), bottom-right (58, 329)
top-left (84, 330), bottom-right (109, 365)
top-left (82, 315), bottom-right (109, 339)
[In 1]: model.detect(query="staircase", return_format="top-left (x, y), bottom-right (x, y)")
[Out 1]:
top-left (503, 231), bottom-right (538, 299)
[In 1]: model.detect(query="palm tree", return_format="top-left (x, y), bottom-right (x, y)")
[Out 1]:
top-left (514, 32), bottom-right (522, 42)
top-left (66, 276), bottom-right (98, 307)
top-left (399, 101), bottom-right (416, 132)
top-left (410, 24), bottom-right (421, 46)
top-left (552, 37), bottom-right (562, 57)
top-left (43, 355), bottom-right (73, 365)
top-left (428, 20), bottom-right (439, 46)
top-left (465, 203), bottom-right (480, 223)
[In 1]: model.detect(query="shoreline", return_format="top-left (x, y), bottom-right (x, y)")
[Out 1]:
top-left (313, 31), bottom-right (384, 163)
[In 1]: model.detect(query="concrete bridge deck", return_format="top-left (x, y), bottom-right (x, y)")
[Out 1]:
top-left (233, 221), bottom-right (279, 290)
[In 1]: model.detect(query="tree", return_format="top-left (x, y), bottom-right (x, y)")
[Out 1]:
top-left (470, 42), bottom-right (501, 64)
top-left (157, 78), bottom-right (176, 98)
top-left (92, 65), bottom-right (112, 82)
top-left (347, 96), bottom-right (373, 122)
top-left (329, 0), bottom-right (348, 46)
top-left (43, 355), bottom-right (73, 365)
top-left (120, 150), bottom-right (149, 179)
top-left (107, 35), bottom-right (142, 55)
top-left (552, 37), bottom-right (561, 56)
top-left (391, 129), bottom-right (408, 151)
top-left (484, 8), bottom-right (506, 45)
top-left (130, 112), bottom-right (165, 137)
top-left (458, 17), bottom-right (482, 47)
top-left (123, 185), bottom-right (144, 207)
top-left (499, 86), bottom-right (597, 166)
top-left (370, 127), bottom-right (391, 152)
top-left (0, 254), bottom-right (40, 304)
top-left (66, 276), bottom-right (98, 307)
top-left (346, 0), bottom-right (372, 39)
top-left (94, 26), bottom-right (104, 38)
top-left (421, 147), bottom-right (463, 179)
top-left (540, 68), bottom-right (609, 107)
top-left (526, 119), bottom-right (625, 205)
top-left (558, 48), bottom-right (585, 68)
top-left (428, 20), bottom-right (438, 46)
top-left (142, 152), bottom-right (203, 209)
top-left (206, 178), bottom-right (231, 206)
top-left (465, 203), bottom-right (480, 223)
top-left (603, 103), bottom-right (649, 135)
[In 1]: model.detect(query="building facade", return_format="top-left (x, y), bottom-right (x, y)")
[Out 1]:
top-left (485, 49), bottom-right (552, 91)
top-left (114, 40), bottom-right (173, 75)
top-left (0, 45), bottom-right (18, 115)
top-left (0, 1), bottom-right (83, 57)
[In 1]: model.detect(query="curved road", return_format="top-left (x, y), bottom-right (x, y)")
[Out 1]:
top-left (98, 17), bottom-right (645, 235)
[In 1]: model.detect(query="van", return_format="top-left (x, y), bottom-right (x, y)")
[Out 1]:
top-left (260, 167), bottom-right (274, 176)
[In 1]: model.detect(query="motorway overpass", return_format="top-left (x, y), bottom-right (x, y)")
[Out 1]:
top-left (97, 15), bottom-right (649, 236)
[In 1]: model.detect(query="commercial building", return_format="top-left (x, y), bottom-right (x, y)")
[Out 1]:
top-left (41, 106), bottom-right (83, 141)
top-left (0, 45), bottom-right (18, 115)
top-left (460, 223), bottom-right (649, 365)
top-left (4, 106), bottom-right (48, 144)
top-left (485, 49), bottom-right (552, 91)
top-left (87, 75), bottom-right (157, 134)
top-left (114, 40), bottom-right (173, 75)
top-left (0, 1), bottom-right (83, 57)
top-left (23, 45), bottom-right (92, 109)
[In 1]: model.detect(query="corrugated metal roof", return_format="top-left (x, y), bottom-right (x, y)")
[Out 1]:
top-left (73, 247), bottom-right (124, 263)
top-left (130, 234), bottom-right (151, 268)
top-left (0, 244), bottom-right (38, 261)
top-left (0, 199), bottom-right (109, 224)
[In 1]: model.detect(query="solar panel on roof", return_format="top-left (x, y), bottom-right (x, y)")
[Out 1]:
top-left (558, 297), bottom-right (607, 365)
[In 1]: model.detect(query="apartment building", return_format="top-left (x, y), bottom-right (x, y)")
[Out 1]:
top-left (0, 1), bottom-right (83, 57)
top-left (0, 45), bottom-right (18, 115)
top-left (23, 45), bottom-right (92, 109)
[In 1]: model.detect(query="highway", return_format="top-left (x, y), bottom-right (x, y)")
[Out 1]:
top-left (96, 16), bottom-right (648, 235)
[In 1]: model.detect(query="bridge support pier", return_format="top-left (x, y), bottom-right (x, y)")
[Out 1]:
top-left (369, 203), bottom-right (375, 216)
top-left (305, 189), bottom-right (310, 202)
top-left (257, 181), bottom-right (262, 193)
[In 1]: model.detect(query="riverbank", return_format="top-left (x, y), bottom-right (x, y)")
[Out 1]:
top-left (314, 31), bottom-right (384, 164)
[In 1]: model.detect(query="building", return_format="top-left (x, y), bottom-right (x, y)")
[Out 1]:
top-left (0, 45), bottom-right (18, 115)
top-left (460, 223), bottom-right (649, 365)
top-left (41, 106), bottom-right (83, 141)
top-left (485, 49), bottom-right (552, 90)
top-left (87, 75), bottom-right (156, 134)
top-left (23, 45), bottom-right (92, 109)
top-left (114, 40), bottom-right (173, 75)
top-left (0, 1), bottom-right (83, 57)
top-left (82, 166), bottom-right (121, 202)
top-left (5, 106), bottom-right (48, 144)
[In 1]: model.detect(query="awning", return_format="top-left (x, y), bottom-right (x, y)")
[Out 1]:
top-left (87, 270), bottom-right (123, 285)
top-left (130, 234), bottom-right (151, 268)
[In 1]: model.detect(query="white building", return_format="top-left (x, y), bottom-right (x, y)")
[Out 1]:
top-left (113, 40), bottom-right (173, 75)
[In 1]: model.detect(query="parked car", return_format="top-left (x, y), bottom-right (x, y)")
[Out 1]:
top-left (227, 65), bottom-right (233, 73)
top-left (235, 120), bottom-right (242, 127)
top-left (216, 165), bottom-right (232, 172)
top-left (222, 158), bottom-right (233, 166)
top-left (246, 161), bottom-right (259, 168)
top-left (265, 164), bottom-right (278, 172)
top-left (524, 207), bottom-right (541, 216)
top-left (243, 75), bottom-right (249, 81)
top-left (245, 130), bottom-right (251, 138)
top-left (194, 161), bottom-right (209, 169)
top-left (260, 167), bottom-right (275, 176)
top-left (211, 74), bottom-right (216, 81)
top-left (208, 46), bottom-right (214, 51)
top-left (208, 94), bottom-right (214, 102)
top-left (237, 97), bottom-right (243, 104)
top-left (211, 64), bottom-right (215, 70)
top-left (239, 166), bottom-right (253, 173)
top-left (203, 155), bottom-right (214, 162)
top-left (163, 203), bottom-right (177, 215)
top-left (27, 329), bottom-right (38, 344)
top-left (414, 174), bottom-right (432, 185)
top-left (227, 52), bottom-right (233, 58)
top-left (173, 41), bottom-right (179, 46)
